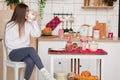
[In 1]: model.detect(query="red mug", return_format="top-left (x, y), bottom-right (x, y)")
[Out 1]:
top-left (108, 32), bottom-right (113, 39)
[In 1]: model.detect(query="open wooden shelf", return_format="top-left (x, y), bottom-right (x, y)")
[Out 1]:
top-left (82, 6), bottom-right (114, 9)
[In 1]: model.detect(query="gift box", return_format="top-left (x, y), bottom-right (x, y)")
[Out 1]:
top-left (46, 16), bottom-right (61, 30)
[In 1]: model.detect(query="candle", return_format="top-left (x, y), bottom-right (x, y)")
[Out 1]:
top-left (89, 41), bottom-right (98, 51)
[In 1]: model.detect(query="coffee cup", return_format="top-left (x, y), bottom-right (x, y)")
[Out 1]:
top-left (28, 10), bottom-right (35, 22)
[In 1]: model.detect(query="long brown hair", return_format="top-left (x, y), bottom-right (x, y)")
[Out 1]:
top-left (8, 3), bottom-right (28, 37)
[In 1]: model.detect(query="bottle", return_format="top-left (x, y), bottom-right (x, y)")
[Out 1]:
top-left (65, 37), bottom-right (72, 52)
top-left (93, 22), bottom-right (100, 39)
top-left (93, 29), bottom-right (100, 39)
top-left (58, 28), bottom-right (64, 39)
top-left (80, 39), bottom-right (88, 50)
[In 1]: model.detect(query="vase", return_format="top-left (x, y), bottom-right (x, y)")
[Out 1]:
top-left (84, 0), bottom-right (90, 6)
top-left (108, 1), bottom-right (114, 6)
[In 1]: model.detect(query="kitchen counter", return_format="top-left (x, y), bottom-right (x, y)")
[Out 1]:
top-left (38, 35), bottom-right (120, 42)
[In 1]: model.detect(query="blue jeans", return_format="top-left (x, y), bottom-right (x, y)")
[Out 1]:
top-left (9, 47), bottom-right (44, 80)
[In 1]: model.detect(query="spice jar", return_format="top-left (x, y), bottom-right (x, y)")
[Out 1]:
top-left (65, 37), bottom-right (72, 52)
top-left (108, 32), bottom-right (113, 39)
top-left (84, 0), bottom-right (90, 6)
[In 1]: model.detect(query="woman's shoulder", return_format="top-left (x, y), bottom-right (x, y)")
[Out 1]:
top-left (6, 21), bottom-right (15, 26)
top-left (6, 21), bottom-right (16, 29)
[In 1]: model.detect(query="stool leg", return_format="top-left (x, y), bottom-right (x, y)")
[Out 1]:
top-left (34, 66), bottom-right (37, 80)
top-left (20, 68), bottom-right (24, 80)
top-left (14, 67), bottom-right (18, 80)
top-left (78, 59), bottom-right (80, 74)
top-left (100, 59), bottom-right (102, 80)
top-left (74, 59), bottom-right (76, 74)
top-left (71, 59), bottom-right (73, 72)
top-left (3, 64), bottom-right (7, 80)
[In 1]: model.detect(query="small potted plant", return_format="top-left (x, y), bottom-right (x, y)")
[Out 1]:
top-left (38, 0), bottom-right (47, 17)
top-left (5, 0), bottom-right (20, 10)
top-left (103, 0), bottom-right (117, 6)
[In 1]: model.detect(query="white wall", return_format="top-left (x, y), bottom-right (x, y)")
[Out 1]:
top-left (0, 0), bottom-right (119, 37)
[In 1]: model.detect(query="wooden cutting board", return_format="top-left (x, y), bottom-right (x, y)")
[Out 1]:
top-left (99, 23), bottom-right (106, 39)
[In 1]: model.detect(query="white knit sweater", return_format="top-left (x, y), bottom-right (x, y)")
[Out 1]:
top-left (5, 21), bottom-right (41, 54)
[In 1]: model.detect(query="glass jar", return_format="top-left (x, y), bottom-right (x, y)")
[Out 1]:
top-left (89, 41), bottom-right (98, 51)
top-left (65, 41), bottom-right (73, 52)
top-left (80, 39), bottom-right (88, 50)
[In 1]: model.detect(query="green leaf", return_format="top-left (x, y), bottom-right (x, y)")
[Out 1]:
top-left (38, 0), bottom-right (47, 17)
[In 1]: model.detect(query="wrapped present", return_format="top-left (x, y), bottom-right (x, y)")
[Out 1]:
top-left (46, 16), bottom-right (61, 30)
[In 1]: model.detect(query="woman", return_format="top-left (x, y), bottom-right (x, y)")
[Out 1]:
top-left (5, 3), bottom-right (55, 80)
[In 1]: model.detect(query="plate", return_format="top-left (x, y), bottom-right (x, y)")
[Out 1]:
top-left (50, 48), bottom-right (65, 52)
top-left (41, 34), bottom-right (52, 36)
top-left (51, 48), bottom-right (65, 51)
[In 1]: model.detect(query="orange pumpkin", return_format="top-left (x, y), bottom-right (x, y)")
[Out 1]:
top-left (42, 27), bottom-right (52, 35)
top-left (81, 71), bottom-right (91, 77)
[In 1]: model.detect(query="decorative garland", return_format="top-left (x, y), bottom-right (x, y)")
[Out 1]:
top-left (38, 0), bottom-right (47, 18)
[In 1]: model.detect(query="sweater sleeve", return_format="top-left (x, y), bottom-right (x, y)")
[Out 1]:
top-left (29, 21), bottom-right (41, 37)
top-left (5, 24), bottom-right (28, 53)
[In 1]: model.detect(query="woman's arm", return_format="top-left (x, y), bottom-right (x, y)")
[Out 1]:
top-left (29, 21), bottom-right (41, 37)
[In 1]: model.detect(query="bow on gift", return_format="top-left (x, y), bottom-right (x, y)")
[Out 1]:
top-left (46, 16), bottom-right (61, 30)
